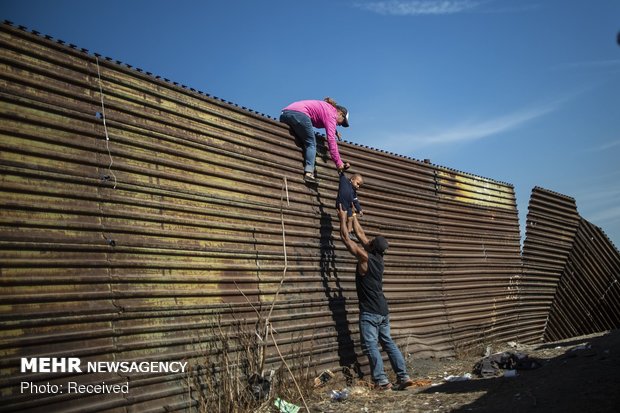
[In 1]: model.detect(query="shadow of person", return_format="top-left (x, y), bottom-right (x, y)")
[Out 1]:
top-left (315, 190), bottom-right (362, 382)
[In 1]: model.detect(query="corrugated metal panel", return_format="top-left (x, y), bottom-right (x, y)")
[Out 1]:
top-left (520, 187), bottom-right (581, 342)
top-left (544, 218), bottom-right (620, 340)
top-left (0, 21), bottom-right (532, 412)
top-left (521, 187), bottom-right (620, 342)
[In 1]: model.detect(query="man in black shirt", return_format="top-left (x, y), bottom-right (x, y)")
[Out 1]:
top-left (338, 207), bottom-right (414, 391)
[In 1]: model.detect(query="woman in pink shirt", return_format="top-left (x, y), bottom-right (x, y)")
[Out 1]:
top-left (280, 97), bottom-right (351, 184)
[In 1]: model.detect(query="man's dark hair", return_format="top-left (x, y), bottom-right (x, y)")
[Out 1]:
top-left (371, 236), bottom-right (389, 255)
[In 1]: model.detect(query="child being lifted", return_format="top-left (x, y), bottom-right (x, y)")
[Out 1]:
top-left (336, 171), bottom-right (364, 241)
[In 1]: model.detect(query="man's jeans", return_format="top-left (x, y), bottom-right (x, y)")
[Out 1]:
top-left (359, 312), bottom-right (410, 385)
top-left (280, 110), bottom-right (316, 174)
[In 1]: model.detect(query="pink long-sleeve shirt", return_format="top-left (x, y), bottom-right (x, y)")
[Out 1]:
top-left (283, 100), bottom-right (344, 168)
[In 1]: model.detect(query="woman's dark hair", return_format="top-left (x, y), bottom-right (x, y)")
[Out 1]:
top-left (324, 97), bottom-right (338, 107)
top-left (325, 97), bottom-right (348, 120)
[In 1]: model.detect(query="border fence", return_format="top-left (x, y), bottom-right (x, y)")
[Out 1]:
top-left (1, 21), bottom-right (618, 412)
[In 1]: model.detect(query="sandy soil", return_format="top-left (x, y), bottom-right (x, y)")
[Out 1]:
top-left (305, 329), bottom-right (620, 413)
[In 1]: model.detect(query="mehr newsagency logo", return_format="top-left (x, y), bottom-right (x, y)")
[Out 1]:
top-left (19, 357), bottom-right (187, 395)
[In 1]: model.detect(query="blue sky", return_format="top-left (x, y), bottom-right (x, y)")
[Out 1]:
top-left (3, 0), bottom-right (619, 247)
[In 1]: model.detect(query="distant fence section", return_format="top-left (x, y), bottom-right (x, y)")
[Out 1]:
top-left (521, 187), bottom-right (620, 341)
top-left (1, 22), bottom-right (618, 412)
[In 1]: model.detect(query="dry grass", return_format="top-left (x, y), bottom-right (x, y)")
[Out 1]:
top-left (186, 314), bottom-right (318, 413)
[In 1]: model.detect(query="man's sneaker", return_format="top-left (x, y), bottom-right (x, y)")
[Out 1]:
top-left (303, 173), bottom-right (319, 185)
top-left (374, 382), bottom-right (392, 391)
top-left (395, 379), bottom-right (415, 390)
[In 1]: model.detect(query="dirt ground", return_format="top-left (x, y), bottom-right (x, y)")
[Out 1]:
top-left (304, 329), bottom-right (620, 413)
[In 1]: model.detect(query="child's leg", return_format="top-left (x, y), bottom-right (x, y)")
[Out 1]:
top-left (347, 216), bottom-right (354, 234)
top-left (337, 204), bottom-right (349, 239)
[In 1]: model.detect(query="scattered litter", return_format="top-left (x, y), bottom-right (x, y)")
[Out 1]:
top-left (507, 341), bottom-right (518, 348)
top-left (444, 373), bottom-right (472, 382)
top-left (503, 369), bottom-right (517, 378)
top-left (274, 398), bottom-right (300, 413)
top-left (330, 388), bottom-right (350, 402)
top-left (348, 385), bottom-right (370, 396)
top-left (410, 379), bottom-right (433, 387)
top-left (485, 346), bottom-right (492, 357)
top-left (566, 344), bottom-right (597, 358)
top-left (314, 369), bottom-right (335, 387)
top-left (247, 371), bottom-right (272, 400)
top-left (473, 351), bottom-right (542, 378)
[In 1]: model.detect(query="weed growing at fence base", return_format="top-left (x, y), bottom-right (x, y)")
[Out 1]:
top-left (187, 314), bottom-right (318, 413)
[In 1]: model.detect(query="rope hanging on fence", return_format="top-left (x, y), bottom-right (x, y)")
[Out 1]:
top-left (95, 57), bottom-right (117, 189)
top-left (268, 178), bottom-right (309, 411)
top-left (267, 177), bottom-right (289, 321)
top-left (236, 176), bottom-right (310, 412)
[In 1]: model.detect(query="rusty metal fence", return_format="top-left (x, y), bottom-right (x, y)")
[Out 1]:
top-left (0, 22), bottom-right (618, 412)
top-left (522, 187), bottom-right (620, 342)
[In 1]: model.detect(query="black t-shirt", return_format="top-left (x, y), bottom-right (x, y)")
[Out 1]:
top-left (356, 252), bottom-right (389, 316)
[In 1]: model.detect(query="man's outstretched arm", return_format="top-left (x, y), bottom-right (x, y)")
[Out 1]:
top-left (339, 207), bottom-right (362, 254)
top-left (350, 212), bottom-right (370, 249)
top-left (338, 207), bottom-right (369, 275)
